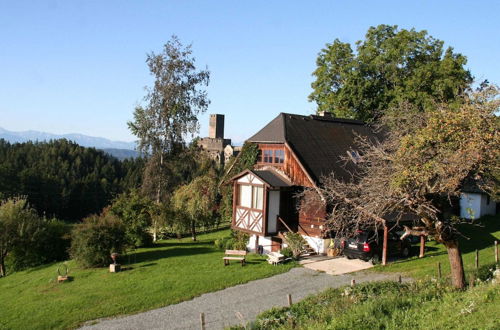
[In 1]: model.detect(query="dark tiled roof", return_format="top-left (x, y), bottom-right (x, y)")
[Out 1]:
top-left (248, 113), bottom-right (379, 184)
top-left (247, 114), bottom-right (286, 143)
top-left (253, 170), bottom-right (292, 188)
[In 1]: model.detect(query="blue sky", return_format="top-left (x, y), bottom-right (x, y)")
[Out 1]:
top-left (1, 0), bottom-right (499, 144)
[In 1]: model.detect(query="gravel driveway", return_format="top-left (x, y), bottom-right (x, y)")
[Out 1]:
top-left (81, 267), bottom-right (405, 330)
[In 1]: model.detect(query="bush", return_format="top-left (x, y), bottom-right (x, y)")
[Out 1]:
top-left (280, 247), bottom-right (293, 258)
top-left (214, 231), bottom-right (249, 250)
top-left (7, 218), bottom-right (71, 271)
top-left (284, 232), bottom-right (306, 258)
top-left (70, 213), bottom-right (126, 268)
top-left (109, 190), bottom-right (153, 248)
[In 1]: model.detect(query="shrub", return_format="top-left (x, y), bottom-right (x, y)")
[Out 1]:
top-left (7, 218), bottom-right (71, 271)
top-left (284, 232), bottom-right (306, 258)
top-left (109, 190), bottom-right (153, 248)
top-left (280, 247), bottom-right (293, 258)
top-left (214, 231), bottom-right (249, 250)
top-left (70, 213), bottom-right (126, 268)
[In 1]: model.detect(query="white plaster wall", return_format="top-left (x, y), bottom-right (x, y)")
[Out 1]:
top-left (480, 194), bottom-right (497, 217)
top-left (267, 190), bottom-right (280, 234)
top-left (237, 173), bottom-right (264, 184)
top-left (460, 193), bottom-right (482, 219)
top-left (246, 235), bottom-right (274, 254)
top-left (303, 235), bottom-right (328, 254)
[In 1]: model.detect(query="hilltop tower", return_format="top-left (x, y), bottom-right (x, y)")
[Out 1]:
top-left (209, 114), bottom-right (225, 139)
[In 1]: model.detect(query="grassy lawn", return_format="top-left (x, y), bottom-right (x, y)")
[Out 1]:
top-left (0, 229), bottom-right (296, 330)
top-left (238, 279), bottom-right (499, 329)
top-left (375, 214), bottom-right (500, 280)
top-left (231, 215), bottom-right (500, 330)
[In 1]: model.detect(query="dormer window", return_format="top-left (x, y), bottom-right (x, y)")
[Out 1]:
top-left (258, 146), bottom-right (285, 165)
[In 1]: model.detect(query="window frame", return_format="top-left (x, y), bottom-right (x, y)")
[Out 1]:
top-left (257, 145), bottom-right (285, 166)
top-left (236, 183), bottom-right (265, 211)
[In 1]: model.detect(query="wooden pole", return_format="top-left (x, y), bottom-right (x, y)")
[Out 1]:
top-left (475, 249), bottom-right (479, 269)
top-left (419, 235), bottom-right (426, 258)
top-left (255, 235), bottom-right (260, 254)
top-left (469, 274), bottom-right (475, 288)
top-left (382, 225), bottom-right (388, 266)
top-left (287, 294), bottom-right (292, 307)
top-left (437, 262), bottom-right (442, 279)
top-left (351, 278), bottom-right (356, 287)
top-left (495, 241), bottom-right (498, 264)
top-left (200, 313), bottom-right (206, 330)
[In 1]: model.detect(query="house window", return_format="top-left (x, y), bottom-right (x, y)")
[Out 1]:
top-left (260, 148), bottom-right (285, 164)
top-left (238, 184), bottom-right (264, 210)
top-left (274, 149), bottom-right (284, 163)
top-left (263, 150), bottom-right (273, 163)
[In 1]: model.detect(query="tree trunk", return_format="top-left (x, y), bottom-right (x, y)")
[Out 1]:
top-left (443, 239), bottom-right (466, 289)
top-left (191, 220), bottom-right (197, 241)
top-left (0, 257), bottom-right (5, 277)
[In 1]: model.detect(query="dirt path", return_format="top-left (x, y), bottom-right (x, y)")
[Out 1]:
top-left (81, 267), bottom-right (406, 330)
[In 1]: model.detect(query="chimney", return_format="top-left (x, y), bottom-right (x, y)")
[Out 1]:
top-left (318, 111), bottom-right (334, 117)
top-left (209, 114), bottom-right (224, 139)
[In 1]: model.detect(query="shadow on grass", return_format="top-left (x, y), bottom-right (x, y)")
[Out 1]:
top-left (131, 247), bottom-right (214, 264)
top-left (458, 215), bottom-right (500, 254)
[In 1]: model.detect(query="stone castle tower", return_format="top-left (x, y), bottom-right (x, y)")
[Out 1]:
top-left (198, 114), bottom-right (239, 165)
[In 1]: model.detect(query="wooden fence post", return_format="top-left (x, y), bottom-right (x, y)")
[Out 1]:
top-left (200, 313), bottom-right (206, 330)
top-left (495, 241), bottom-right (498, 264)
top-left (475, 249), bottom-right (479, 269)
top-left (382, 226), bottom-right (388, 266)
top-left (437, 262), bottom-right (442, 279)
top-left (469, 274), bottom-right (475, 288)
top-left (419, 235), bottom-right (426, 258)
top-left (287, 294), bottom-right (292, 307)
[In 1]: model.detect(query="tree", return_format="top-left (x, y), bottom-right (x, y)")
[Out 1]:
top-left (309, 25), bottom-right (473, 121)
top-left (0, 198), bottom-right (43, 277)
top-left (109, 190), bottom-right (154, 248)
top-left (128, 36), bottom-right (210, 241)
top-left (301, 87), bottom-right (499, 289)
top-left (171, 173), bottom-right (218, 241)
top-left (70, 212), bottom-right (127, 268)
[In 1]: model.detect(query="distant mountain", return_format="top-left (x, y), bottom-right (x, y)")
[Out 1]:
top-left (102, 148), bottom-right (139, 160)
top-left (0, 127), bottom-right (138, 158)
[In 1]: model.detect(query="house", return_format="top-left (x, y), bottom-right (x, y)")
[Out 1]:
top-left (230, 112), bottom-right (378, 254)
top-left (459, 180), bottom-right (497, 219)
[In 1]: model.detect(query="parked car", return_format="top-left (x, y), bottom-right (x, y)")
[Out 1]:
top-left (342, 229), bottom-right (412, 264)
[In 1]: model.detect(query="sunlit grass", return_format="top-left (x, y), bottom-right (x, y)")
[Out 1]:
top-left (0, 229), bottom-right (296, 329)
top-left (374, 214), bottom-right (500, 280)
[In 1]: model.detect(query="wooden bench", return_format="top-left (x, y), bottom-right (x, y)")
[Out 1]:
top-left (223, 250), bottom-right (247, 266)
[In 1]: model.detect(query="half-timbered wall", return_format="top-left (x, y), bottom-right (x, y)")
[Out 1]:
top-left (232, 173), bottom-right (266, 235)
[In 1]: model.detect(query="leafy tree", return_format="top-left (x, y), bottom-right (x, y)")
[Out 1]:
top-left (128, 36), bottom-right (210, 241)
top-left (109, 190), bottom-right (154, 247)
top-left (309, 25), bottom-right (473, 121)
top-left (0, 198), bottom-right (43, 277)
top-left (171, 173), bottom-right (218, 241)
top-left (302, 87), bottom-right (499, 289)
top-left (70, 212), bottom-right (126, 268)
top-left (219, 142), bottom-right (259, 221)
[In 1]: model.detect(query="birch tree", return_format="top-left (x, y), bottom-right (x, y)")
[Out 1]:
top-left (128, 36), bottom-right (210, 241)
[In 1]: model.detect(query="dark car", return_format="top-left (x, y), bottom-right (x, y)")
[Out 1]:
top-left (342, 229), bottom-right (412, 263)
